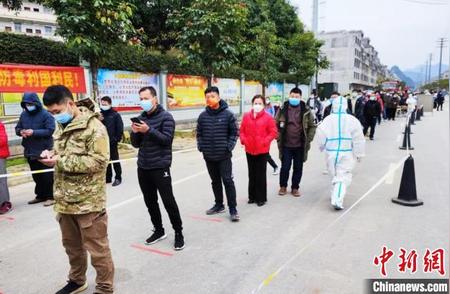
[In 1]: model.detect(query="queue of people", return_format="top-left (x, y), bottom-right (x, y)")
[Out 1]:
top-left (0, 82), bottom-right (444, 294)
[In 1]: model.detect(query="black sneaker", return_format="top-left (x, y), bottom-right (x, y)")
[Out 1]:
top-left (112, 179), bottom-right (122, 187)
top-left (55, 280), bottom-right (88, 294)
top-left (257, 202), bottom-right (266, 207)
top-left (145, 230), bottom-right (167, 245)
top-left (229, 209), bottom-right (240, 222)
top-left (248, 199), bottom-right (255, 204)
top-left (205, 204), bottom-right (225, 215)
top-left (174, 232), bottom-right (185, 251)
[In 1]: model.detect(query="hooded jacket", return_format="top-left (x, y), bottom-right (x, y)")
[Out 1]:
top-left (53, 101), bottom-right (110, 214)
top-left (196, 100), bottom-right (239, 161)
top-left (15, 93), bottom-right (55, 159)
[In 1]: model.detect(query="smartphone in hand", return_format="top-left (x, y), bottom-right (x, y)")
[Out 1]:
top-left (130, 117), bottom-right (142, 124)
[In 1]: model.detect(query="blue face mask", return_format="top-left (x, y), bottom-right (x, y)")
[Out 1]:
top-left (140, 99), bottom-right (153, 112)
top-left (288, 98), bottom-right (301, 106)
top-left (26, 105), bottom-right (36, 112)
top-left (54, 111), bottom-right (73, 124)
top-left (100, 105), bottom-right (111, 111)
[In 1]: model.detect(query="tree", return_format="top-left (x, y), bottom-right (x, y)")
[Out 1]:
top-left (130, 0), bottom-right (191, 52)
top-left (282, 32), bottom-right (329, 85)
top-left (241, 0), bottom-right (281, 95)
top-left (44, 0), bottom-right (136, 98)
top-left (2, 0), bottom-right (137, 98)
top-left (170, 0), bottom-right (248, 85)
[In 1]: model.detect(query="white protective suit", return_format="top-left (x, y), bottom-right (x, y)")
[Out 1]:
top-left (406, 94), bottom-right (417, 113)
top-left (316, 96), bottom-right (366, 210)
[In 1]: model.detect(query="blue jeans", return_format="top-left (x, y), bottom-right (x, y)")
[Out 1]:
top-left (279, 147), bottom-right (304, 190)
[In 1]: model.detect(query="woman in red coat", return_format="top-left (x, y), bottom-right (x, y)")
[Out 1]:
top-left (0, 121), bottom-right (11, 214)
top-left (240, 95), bottom-right (278, 206)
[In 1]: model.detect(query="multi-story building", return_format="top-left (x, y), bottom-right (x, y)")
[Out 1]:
top-left (317, 30), bottom-right (388, 93)
top-left (0, 1), bottom-right (59, 40)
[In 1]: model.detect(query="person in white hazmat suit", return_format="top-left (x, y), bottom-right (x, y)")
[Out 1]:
top-left (316, 96), bottom-right (365, 210)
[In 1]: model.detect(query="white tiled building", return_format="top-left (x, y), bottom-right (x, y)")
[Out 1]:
top-left (317, 30), bottom-right (387, 93)
top-left (0, 1), bottom-right (59, 40)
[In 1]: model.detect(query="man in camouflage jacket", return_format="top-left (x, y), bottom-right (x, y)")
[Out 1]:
top-left (40, 85), bottom-right (114, 294)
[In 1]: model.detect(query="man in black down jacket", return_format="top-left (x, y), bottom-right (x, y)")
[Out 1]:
top-left (100, 96), bottom-right (124, 186)
top-left (15, 92), bottom-right (55, 206)
top-left (197, 86), bottom-right (240, 222)
top-left (363, 93), bottom-right (382, 140)
top-left (131, 86), bottom-right (185, 251)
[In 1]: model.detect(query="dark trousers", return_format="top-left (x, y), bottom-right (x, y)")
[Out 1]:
top-left (386, 108), bottom-right (396, 120)
top-left (106, 143), bottom-right (122, 182)
top-left (205, 158), bottom-right (237, 210)
top-left (137, 167), bottom-right (183, 233)
top-left (363, 117), bottom-right (377, 139)
top-left (246, 153), bottom-right (268, 203)
top-left (279, 147), bottom-right (304, 190)
top-left (267, 154), bottom-right (278, 169)
top-left (437, 102), bottom-right (444, 111)
top-left (27, 158), bottom-right (53, 199)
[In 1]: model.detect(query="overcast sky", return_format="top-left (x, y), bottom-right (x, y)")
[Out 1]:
top-left (290, 0), bottom-right (450, 71)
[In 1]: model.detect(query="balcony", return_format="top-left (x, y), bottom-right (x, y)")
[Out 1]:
top-left (0, 7), bottom-right (57, 24)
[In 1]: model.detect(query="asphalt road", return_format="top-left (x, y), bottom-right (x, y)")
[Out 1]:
top-left (0, 106), bottom-right (448, 294)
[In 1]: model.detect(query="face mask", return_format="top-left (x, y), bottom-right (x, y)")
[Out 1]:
top-left (140, 100), bottom-right (153, 112)
top-left (253, 104), bottom-right (264, 113)
top-left (370, 96), bottom-right (376, 101)
top-left (352, 92), bottom-right (357, 98)
top-left (288, 98), bottom-right (301, 106)
top-left (100, 105), bottom-right (111, 111)
top-left (54, 111), bottom-right (73, 124)
top-left (26, 105), bottom-right (36, 112)
top-left (206, 97), bottom-right (220, 109)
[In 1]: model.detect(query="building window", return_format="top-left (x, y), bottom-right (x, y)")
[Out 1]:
top-left (25, 28), bottom-right (33, 33)
top-left (331, 37), bottom-right (348, 48)
top-left (14, 23), bottom-right (22, 32)
top-left (35, 29), bottom-right (41, 34)
top-left (43, 7), bottom-right (52, 14)
top-left (4, 26), bottom-right (12, 32)
top-left (24, 6), bottom-right (31, 11)
top-left (354, 58), bottom-right (360, 69)
top-left (33, 8), bottom-right (40, 12)
top-left (44, 26), bottom-right (52, 34)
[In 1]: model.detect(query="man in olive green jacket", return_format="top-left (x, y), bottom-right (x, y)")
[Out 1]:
top-left (40, 85), bottom-right (114, 294)
top-left (275, 87), bottom-right (316, 197)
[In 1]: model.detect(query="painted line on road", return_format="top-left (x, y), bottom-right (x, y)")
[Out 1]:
top-left (384, 163), bottom-right (397, 185)
top-left (130, 244), bottom-right (174, 257)
top-left (0, 216), bottom-right (15, 222)
top-left (0, 154), bottom-right (245, 253)
top-left (188, 215), bottom-right (223, 223)
top-left (252, 155), bottom-right (408, 293)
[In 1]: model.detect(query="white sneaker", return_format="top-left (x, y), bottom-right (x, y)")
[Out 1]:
top-left (322, 170), bottom-right (329, 175)
top-left (272, 167), bottom-right (279, 175)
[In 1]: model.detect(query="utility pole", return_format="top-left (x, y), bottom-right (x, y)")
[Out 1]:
top-left (436, 38), bottom-right (448, 81)
top-left (311, 0), bottom-right (319, 92)
top-left (427, 53), bottom-right (432, 83)
top-left (424, 59), bottom-right (428, 85)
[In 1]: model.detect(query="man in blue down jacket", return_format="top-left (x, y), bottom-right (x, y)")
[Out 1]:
top-left (196, 86), bottom-right (240, 222)
top-left (131, 86), bottom-right (185, 251)
top-left (15, 92), bottom-right (55, 206)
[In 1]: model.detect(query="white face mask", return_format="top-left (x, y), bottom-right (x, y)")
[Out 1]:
top-left (253, 104), bottom-right (264, 113)
top-left (370, 96), bottom-right (376, 101)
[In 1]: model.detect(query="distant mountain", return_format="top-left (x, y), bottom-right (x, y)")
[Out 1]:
top-left (404, 64), bottom-right (449, 86)
top-left (390, 66), bottom-right (416, 89)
